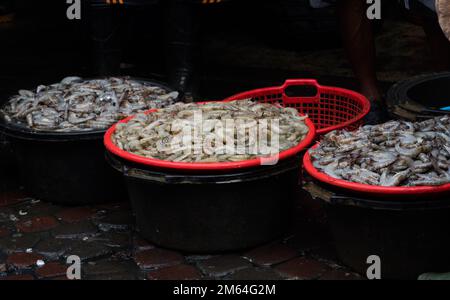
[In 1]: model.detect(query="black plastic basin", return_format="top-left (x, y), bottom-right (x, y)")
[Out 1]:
top-left (0, 78), bottom-right (176, 205)
top-left (106, 152), bottom-right (301, 253)
top-left (387, 72), bottom-right (450, 114)
top-left (307, 182), bottom-right (450, 280)
top-left (0, 125), bottom-right (126, 205)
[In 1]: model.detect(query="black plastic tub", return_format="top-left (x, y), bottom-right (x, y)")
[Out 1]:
top-left (106, 152), bottom-right (300, 253)
top-left (0, 128), bottom-right (126, 205)
top-left (306, 181), bottom-right (450, 280)
top-left (0, 78), bottom-right (176, 205)
top-left (387, 72), bottom-right (450, 120)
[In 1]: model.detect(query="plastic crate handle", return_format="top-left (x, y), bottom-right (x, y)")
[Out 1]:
top-left (281, 79), bottom-right (321, 99)
top-left (282, 79), bottom-right (320, 88)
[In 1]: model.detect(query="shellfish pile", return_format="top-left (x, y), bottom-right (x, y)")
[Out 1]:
top-left (0, 77), bottom-right (178, 132)
top-left (310, 116), bottom-right (450, 186)
top-left (112, 100), bottom-right (310, 163)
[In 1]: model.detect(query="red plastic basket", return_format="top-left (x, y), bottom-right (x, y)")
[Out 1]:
top-left (303, 144), bottom-right (450, 197)
top-left (224, 79), bottom-right (371, 135)
top-left (104, 102), bottom-right (316, 171)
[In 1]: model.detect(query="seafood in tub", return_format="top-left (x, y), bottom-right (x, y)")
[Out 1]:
top-left (0, 77), bottom-right (179, 132)
top-left (111, 100), bottom-right (310, 163)
top-left (310, 116), bottom-right (450, 187)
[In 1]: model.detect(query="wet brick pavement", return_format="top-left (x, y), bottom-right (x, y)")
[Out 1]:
top-left (0, 190), bottom-right (362, 280)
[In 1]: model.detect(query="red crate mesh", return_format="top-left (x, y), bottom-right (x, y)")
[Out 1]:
top-left (224, 79), bottom-right (370, 135)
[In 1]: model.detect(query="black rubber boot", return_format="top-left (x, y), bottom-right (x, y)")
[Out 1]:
top-left (165, 0), bottom-right (200, 101)
top-left (364, 99), bottom-right (391, 125)
top-left (88, 3), bottom-right (125, 76)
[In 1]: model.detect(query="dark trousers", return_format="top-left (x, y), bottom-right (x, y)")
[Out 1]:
top-left (88, 0), bottom-right (202, 91)
top-left (165, 0), bottom-right (200, 95)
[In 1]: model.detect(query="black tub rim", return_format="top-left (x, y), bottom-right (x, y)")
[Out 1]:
top-left (305, 181), bottom-right (450, 211)
top-left (0, 77), bottom-right (177, 142)
top-left (387, 71), bottom-right (450, 111)
top-left (106, 150), bottom-right (301, 185)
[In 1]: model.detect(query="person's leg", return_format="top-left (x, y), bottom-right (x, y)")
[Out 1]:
top-left (436, 0), bottom-right (450, 42)
top-left (404, 0), bottom-right (450, 70)
top-left (165, 0), bottom-right (200, 101)
top-left (337, 0), bottom-right (382, 102)
top-left (88, 2), bottom-right (126, 76)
